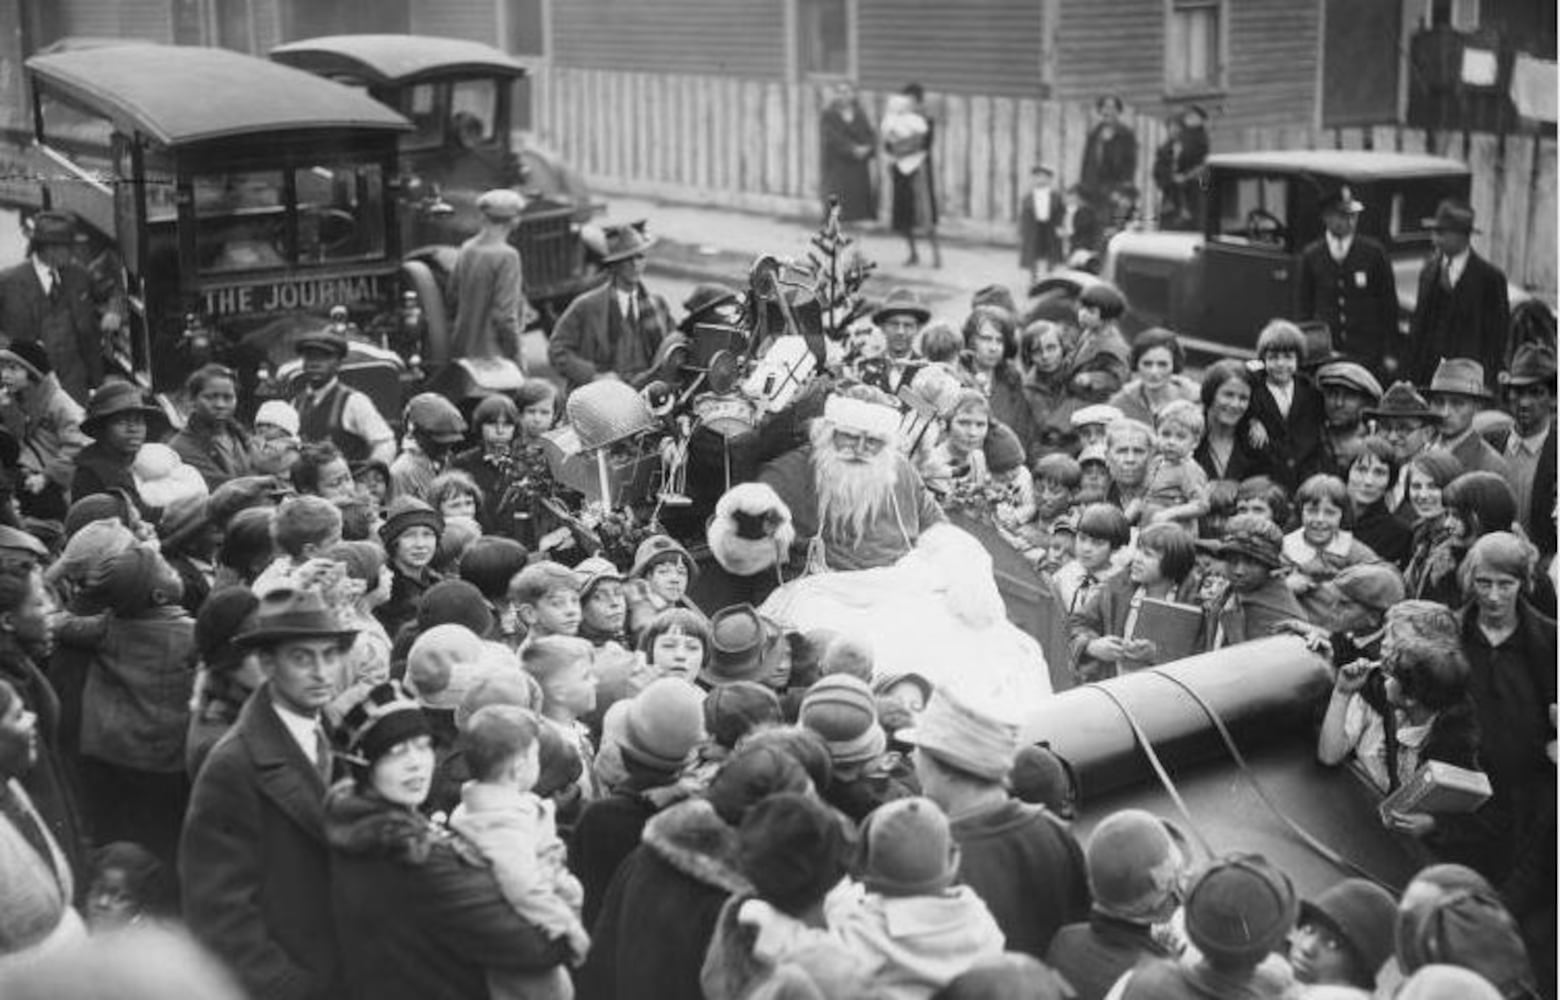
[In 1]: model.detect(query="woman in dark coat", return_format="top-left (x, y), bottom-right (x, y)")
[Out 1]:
top-left (959, 305), bottom-right (1035, 455)
top-left (579, 744), bottom-right (809, 1000)
top-left (327, 681), bottom-right (568, 1000)
top-left (819, 81), bottom-right (877, 223)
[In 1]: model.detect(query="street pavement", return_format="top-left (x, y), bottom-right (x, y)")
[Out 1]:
top-left (605, 193), bottom-right (1027, 323)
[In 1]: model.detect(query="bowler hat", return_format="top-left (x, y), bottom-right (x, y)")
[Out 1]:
top-left (1498, 343), bottom-right (1558, 388)
top-left (1423, 358), bottom-right (1492, 401)
top-left (293, 328), bottom-right (349, 358)
top-left (1423, 199), bottom-right (1478, 234)
top-left (234, 587), bottom-right (358, 648)
top-left (600, 221), bottom-right (656, 264)
top-left (1365, 382), bottom-right (1436, 421)
top-left (872, 287), bottom-right (931, 325)
top-left (701, 603), bottom-right (782, 686)
top-left (1298, 878), bottom-right (1398, 986)
top-left (897, 686), bottom-right (1019, 783)
top-left (403, 392), bottom-right (467, 439)
top-left (80, 381), bottom-right (167, 439)
top-left (1320, 184), bottom-right (1365, 215)
top-left (680, 283), bottom-right (740, 328)
top-left (29, 210), bottom-right (85, 246)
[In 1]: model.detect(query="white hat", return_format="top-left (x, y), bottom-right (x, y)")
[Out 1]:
top-left (823, 394), bottom-right (901, 441)
top-left (131, 443), bottom-right (209, 511)
top-left (477, 189), bottom-right (526, 222)
top-left (254, 400), bottom-right (301, 437)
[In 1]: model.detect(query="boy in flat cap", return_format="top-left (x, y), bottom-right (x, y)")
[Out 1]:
top-left (450, 189), bottom-right (526, 364)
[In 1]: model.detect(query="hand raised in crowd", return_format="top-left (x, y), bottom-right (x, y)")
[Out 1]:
top-left (1332, 659), bottom-right (1375, 695)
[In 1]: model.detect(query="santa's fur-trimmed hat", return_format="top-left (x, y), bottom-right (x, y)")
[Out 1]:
top-left (707, 482), bottom-right (795, 577)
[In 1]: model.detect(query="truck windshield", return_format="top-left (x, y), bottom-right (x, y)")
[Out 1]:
top-left (1213, 175), bottom-right (1291, 248)
top-left (403, 78), bottom-right (501, 152)
top-left (194, 162), bottom-right (387, 274)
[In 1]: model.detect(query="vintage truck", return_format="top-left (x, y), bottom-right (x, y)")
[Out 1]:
top-left (268, 34), bottom-right (603, 346)
top-left (1039, 150), bottom-right (1548, 370)
top-left (0, 42), bottom-right (420, 410)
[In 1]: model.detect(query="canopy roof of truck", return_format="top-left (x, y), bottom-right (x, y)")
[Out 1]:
top-left (270, 34), bottom-right (527, 86)
top-left (1207, 150), bottom-right (1469, 181)
top-left (27, 44), bottom-right (411, 147)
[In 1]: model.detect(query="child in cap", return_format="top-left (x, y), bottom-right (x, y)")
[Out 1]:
top-left (1136, 398), bottom-right (1209, 529)
top-left (1246, 320), bottom-right (1324, 491)
top-left (250, 495), bottom-right (343, 598)
top-left (1037, 514), bottom-right (1076, 575)
top-left (575, 556), bottom-right (630, 650)
top-left (449, 705), bottom-right (589, 1000)
top-left (625, 534), bottom-right (700, 639)
top-left (77, 543), bottom-right (196, 866)
top-left (522, 636), bottom-right (601, 801)
top-left (252, 400), bottom-right (303, 479)
top-left (1053, 502), bottom-right (1128, 613)
top-left (376, 495), bottom-right (445, 639)
top-left (511, 561), bottom-right (583, 646)
top-left (1206, 513), bottom-right (1306, 647)
top-left (827, 797), bottom-right (1006, 996)
top-left (1070, 404), bottom-right (1125, 453)
top-left (1075, 443), bottom-right (1113, 505)
top-left (799, 674), bottom-right (913, 823)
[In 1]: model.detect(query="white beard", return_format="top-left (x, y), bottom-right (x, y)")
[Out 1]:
top-left (813, 439), bottom-right (899, 548)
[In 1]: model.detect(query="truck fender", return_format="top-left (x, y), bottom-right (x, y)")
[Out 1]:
top-left (401, 259), bottom-right (450, 366)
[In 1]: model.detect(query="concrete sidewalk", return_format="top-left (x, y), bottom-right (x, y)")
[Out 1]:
top-left (601, 191), bottom-right (1028, 314)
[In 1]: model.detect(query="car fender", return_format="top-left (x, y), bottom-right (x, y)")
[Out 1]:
top-left (401, 258), bottom-right (450, 365)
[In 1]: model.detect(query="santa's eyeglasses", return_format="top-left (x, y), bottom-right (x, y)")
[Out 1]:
top-left (831, 429), bottom-right (889, 456)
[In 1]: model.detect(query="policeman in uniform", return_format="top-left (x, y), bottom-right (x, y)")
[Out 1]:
top-left (1297, 186), bottom-right (1396, 379)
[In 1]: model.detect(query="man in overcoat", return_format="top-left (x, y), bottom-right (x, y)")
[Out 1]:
top-left (0, 211), bottom-right (108, 405)
top-left (179, 590), bottom-right (358, 1000)
top-left (1404, 199), bottom-right (1510, 387)
top-left (548, 222), bottom-right (674, 392)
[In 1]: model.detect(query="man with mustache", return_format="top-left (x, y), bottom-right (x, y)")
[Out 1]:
top-left (709, 389), bottom-right (943, 579)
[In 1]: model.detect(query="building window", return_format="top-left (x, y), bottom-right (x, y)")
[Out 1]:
top-left (1429, 0), bottom-right (1480, 31)
top-left (505, 0), bottom-right (545, 57)
top-left (795, 0), bottom-right (852, 78)
top-left (1166, 0), bottom-right (1224, 94)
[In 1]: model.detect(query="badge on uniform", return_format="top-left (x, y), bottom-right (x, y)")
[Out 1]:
top-left (1353, 271), bottom-right (1367, 288)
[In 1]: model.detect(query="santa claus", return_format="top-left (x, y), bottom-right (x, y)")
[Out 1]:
top-left (709, 388), bottom-right (944, 577)
top-left (708, 388), bottom-right (1052, 707)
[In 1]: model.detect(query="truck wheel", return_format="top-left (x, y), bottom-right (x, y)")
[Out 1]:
top-left (401, 260), bottom-right (450, 366)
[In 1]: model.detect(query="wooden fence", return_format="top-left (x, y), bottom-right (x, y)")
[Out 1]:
top-left (532, 66), bottom-right (1558, 297)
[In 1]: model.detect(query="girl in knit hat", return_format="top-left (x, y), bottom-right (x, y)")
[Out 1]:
top-left (375, 495), bottom-right (444, 638)
top-left (827, 796), bottom-right (1006, 998)
top-left (448, 705), bottom-right (588, 1000)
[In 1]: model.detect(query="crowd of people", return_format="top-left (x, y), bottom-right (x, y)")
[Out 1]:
top-left (0, 186), bottom-right (1552, 1000)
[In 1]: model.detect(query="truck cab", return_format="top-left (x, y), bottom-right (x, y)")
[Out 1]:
top-left (6, 43), bottom-right (412, 407)
top-left (269, 34), bottom-right (601, 336)
top-left (1106, 151), bottom-right (1473, 365)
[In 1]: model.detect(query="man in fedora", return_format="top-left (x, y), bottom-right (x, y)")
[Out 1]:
top-left (1364, 381), bottom-right (1437, 512)
top-left (903, 685), bottom-right (1090, 960)
top-left (449, 188), bottom-right (526, 364)
top-left (180, 588), bottom-right (358, 1000)
top-left (1406, 199), bottom-right (1510, 387)
top-left (857, 287), bottom-right (930, 395)
top-left (1298, 186), bottom-right (1396, 378)
top-left (1422, 357), bottom-right (1509, 479)
top-left (289, 329), bottom-right (395, 466)
top-left (1492, 343), bottom-right (1557, 552)
top-left (548, 221), bottom-right (674, 393)
top-left (0, 211), bottom-right (108, 405)
top-left (697, 603), bottom-right (786, 691)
